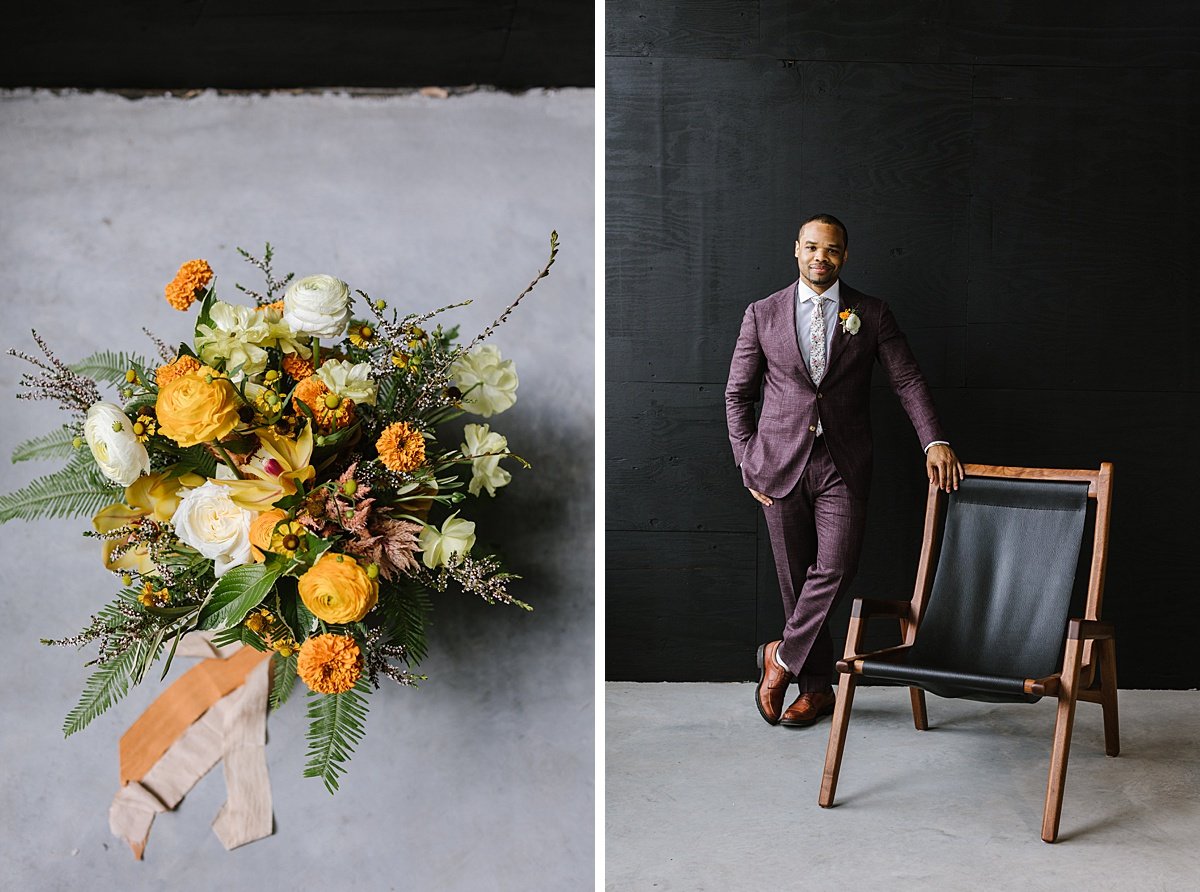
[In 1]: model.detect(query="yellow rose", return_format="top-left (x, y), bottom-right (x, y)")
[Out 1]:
top-left (156, 366), bottom-right (240, 447)
top-left (249, 508), bottom-right (288, 562)
top-left (298, 553), bottom-right (379, 624)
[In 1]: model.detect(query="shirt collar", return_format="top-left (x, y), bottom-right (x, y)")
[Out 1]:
top-left (797, 279), bottom-right (841, 305)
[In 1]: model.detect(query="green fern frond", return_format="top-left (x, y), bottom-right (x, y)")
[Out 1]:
top-left (70, 350), bottom-right (152, 387)
top-left (12, 426), bottom-right (79, 463)
top-left (377, 583), bottom-right (432, 665)
top-left (0, 454), bottom-right (115, 522)
top-left (303, 678), bottom-right (371, 794)
top-left (62, 641), bottom-right (153, 737)
top-left (269, 652), bottom-right (298, 712)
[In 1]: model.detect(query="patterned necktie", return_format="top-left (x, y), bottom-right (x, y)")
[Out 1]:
top-left (810, 295), bottom-right (826, 435)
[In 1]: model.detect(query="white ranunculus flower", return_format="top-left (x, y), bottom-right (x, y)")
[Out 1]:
top-left (196, 300), bottom-right (272, 379)
top-left (843, 311), bottom-right (861, 335)
top-left (84, 402), bottom-right (150, 486)
top-left (461, 423), bottom-right (511, 497)
top-left (450, 345), bottom-right (518, 418)
top-left (282, 274), bottom-right (351, 340)
top-left (316, 358), bottom-right (377, 406)
top-left (170, 480), bottom-right (254, 576)
top-left (418, 512), bottom-right (476, 569)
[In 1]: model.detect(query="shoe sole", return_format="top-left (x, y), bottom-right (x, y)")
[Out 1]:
top-left (779, 701), bottom-right (836, 728)
top-left (754, 643), bottom-right (780, 726)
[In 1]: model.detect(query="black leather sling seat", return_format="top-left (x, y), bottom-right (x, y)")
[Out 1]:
top-left (858, 477), bottom-right (1091, 705)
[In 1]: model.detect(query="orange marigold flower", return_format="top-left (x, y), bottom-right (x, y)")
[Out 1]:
top-left (256, 299), bottom-right (286, 313)
top-left (165, 259), bottom-right (214, 311)
top-left (282, 354), bottom-right (314, 380)
top-left (297, 634), bottom-right (363, 694)
top-left (154, 355), bottom-right (202, 387)
top-left (376, 421), bottom-right (426, 473)
top-left (838, 310), bottom-right (850, 320)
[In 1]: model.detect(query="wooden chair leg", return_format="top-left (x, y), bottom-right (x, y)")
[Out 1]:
top-left (909, 687), bottom-right (928, 730)
top-left (1042, 637), bottom-right (1084, 843)
top-left (1099, 636), bottom-right (1120, 757)
top-left (819, 674), bottom-right (857, 807)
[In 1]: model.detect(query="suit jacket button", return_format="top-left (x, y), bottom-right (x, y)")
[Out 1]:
top-left (817, 393), bottom-right (823, 399)
top-left (809, 425), bottom-right (816, 432)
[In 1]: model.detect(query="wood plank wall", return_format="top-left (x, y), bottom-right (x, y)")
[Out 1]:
top-left (4, 1), bottom-right (593, 89)
top-left (606, 1), bottom-right (1200, 686)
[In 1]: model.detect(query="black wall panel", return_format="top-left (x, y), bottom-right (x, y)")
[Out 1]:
top-left (606, 1), bottom-right (1200, 688)
top-left (5, 1), bottom-right (594, 89)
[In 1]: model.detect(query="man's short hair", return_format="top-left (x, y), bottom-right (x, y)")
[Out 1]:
top-left (798, 213), bottom-right (849, 248)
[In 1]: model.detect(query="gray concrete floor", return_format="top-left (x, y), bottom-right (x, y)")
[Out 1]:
top-left (0, 88), bottom-right (593, 890)
top-left (607, 683), bottom-right (1200, 891)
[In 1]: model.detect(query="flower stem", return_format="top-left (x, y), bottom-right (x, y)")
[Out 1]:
top-left (313, 338), bottom-right (321, 369)
top-left (213, 442), bottom-right (246, 479)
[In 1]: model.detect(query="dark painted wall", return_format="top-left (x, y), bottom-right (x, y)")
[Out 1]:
top-left (606, 2), bottom-right (1200, 688)
top-left (5, 1), bottom-right (593, 89)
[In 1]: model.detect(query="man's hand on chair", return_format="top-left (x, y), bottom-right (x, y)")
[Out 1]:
top-left (926, 444), bottom-right (964, 493)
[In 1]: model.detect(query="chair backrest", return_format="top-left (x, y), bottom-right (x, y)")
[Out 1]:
top-left (906, 464), bottom-right (1114, 683)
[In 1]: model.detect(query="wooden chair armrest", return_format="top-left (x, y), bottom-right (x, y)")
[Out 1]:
top-left (836, 643), bottom-right (914, 673)
top-left (1067, 619), bottom-right (1115, 640)
top-left (851, 597), bottom-right (915, 622)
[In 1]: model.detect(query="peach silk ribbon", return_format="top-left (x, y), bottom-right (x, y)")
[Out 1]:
top-left (108, 634), bottom-right (274, 859)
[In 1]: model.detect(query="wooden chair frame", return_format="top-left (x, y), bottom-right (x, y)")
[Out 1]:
top-left (818, 463), bottom-right (1118, 843)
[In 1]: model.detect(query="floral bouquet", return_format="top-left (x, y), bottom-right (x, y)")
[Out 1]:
top-left (1, 234), bottom-right (557, 792)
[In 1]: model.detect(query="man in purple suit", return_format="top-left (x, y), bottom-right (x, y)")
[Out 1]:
top-left (725, 214), bottom-right (963, 728)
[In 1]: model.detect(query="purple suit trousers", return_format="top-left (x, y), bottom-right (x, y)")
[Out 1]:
top-left (725, 280), bottom-right (945, 687)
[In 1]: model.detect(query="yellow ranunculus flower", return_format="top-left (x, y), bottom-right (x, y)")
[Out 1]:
top-left (249, 507), bottom-right (288, 562)
top-left (298, 553), bottom-right (379, 624)
top-left (155, 366), bottom-right (240, 447)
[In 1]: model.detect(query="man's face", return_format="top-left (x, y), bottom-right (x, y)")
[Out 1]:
top-left (794, 222), bottom-right (847, 293)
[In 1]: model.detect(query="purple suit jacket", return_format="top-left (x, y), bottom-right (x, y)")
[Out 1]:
top-left (725, 280), bottom-right (945, 499)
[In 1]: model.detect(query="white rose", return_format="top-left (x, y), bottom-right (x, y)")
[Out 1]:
top-left (315, 358), bottom-right (377, 406)
top-left (84, 402), bottom-right (150, 486)
top-left (170, 480), bottom-right (254, 576)
top-left (843, 312), bottom-right (861, 335)
top-left (461, 423), bottom-right (511, 497)
top-left (418, 512), bottom-right (476, 568)
top-left (282, 274), bottom-right (351, 340)
top-left (450, 345), bottom-right (518, 417)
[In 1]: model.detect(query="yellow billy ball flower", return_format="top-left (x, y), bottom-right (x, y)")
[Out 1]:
top-left (155, 366), bottom-right (240, 447)
top-left (298, 552), bottom-right (379, 624)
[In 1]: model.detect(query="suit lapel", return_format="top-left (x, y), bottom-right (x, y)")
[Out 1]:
top-left (823, 284), bottom-right (854, 378)
top-left (781, 280), bottom-right (814, 387)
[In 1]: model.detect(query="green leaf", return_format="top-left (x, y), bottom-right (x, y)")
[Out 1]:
top-left (376, 582), bottom-right (432, 665)
top-left (61, 640), bottom-right (156, 737)
top-left (269, 651), bottom-right (298, 712)
top-left (197, 562), bottom-right (284, 631)
top-left (194, 283), bottom-right (218, 342)
top-left (69, 350), bottom-right (152, 387)
top-left (303, 677), bottom-right (371, 794)
top-left (0, 453), bottom-right (115, 523)
top-left (12, 426), bottom-right (78, 463)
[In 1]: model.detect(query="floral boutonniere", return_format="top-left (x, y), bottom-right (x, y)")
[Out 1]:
top-left (839, 307), bottom-right (861, 335)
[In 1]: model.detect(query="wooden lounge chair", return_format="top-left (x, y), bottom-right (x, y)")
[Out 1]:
top-left (818, 463), bottom-right (1118, 843)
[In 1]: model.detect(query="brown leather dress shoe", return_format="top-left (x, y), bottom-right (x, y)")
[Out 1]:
top-left (779, 688), bottom-right (836, 727)
top-left (755, 641), bottom-right (793, 725)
